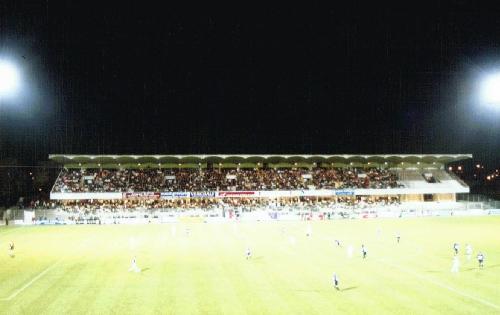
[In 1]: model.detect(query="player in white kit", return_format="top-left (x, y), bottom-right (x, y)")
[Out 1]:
top-left (347, 245), bottom-right (353, 258)
top-left (129, 256), bottom-right (141, 273)
top-left (465, 244), bottom-right (473, 261)
top-left (451, 256), bottom-right (459, 273)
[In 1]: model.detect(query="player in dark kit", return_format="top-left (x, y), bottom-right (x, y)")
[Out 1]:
top-left (361, 245), bottom-right (367, 259)
top-left (8, 241), bottom-right (15, 257)
top-left (246, 247), bottom-right (252, 260)
top-left (477, 252), bottom-right (484, 268)
top-left (332, 273), bottom-right (339, 290)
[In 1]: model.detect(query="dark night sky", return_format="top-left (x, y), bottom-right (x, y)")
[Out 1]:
top-left (1, 2), bottom-right (500, 166)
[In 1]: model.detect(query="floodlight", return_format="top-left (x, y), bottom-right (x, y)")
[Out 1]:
top-left (480, 73), bottom-right (500, 108)
top-left (0, 59), bottom-right (21, 98)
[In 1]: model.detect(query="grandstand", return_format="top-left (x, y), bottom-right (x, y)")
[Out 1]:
top-left (40, 154), bottom-right (473, 220)
top-left (5, 154), bottom-right (500, 315)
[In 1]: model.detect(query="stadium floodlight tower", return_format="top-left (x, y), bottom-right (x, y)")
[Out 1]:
top-left (480, 72), bottom-right (500, 110)
top-left (0, 58), bottom-right (21, 101)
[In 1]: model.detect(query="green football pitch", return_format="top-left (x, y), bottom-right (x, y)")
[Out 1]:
top-left (1, 216), bottom-right (499, 315)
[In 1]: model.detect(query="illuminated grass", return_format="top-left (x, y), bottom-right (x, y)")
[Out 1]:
top-left (1, 216), bottom-right (499, 314)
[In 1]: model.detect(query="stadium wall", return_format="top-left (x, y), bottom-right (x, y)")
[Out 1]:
top-left (50, 187), bottom-right (469, 200)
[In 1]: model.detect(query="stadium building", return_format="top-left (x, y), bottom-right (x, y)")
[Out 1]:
top-left (39, 154), bottom-right (473, 223)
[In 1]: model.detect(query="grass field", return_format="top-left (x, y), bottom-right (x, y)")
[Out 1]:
top-left (1, 216), bottom-right (500, 315)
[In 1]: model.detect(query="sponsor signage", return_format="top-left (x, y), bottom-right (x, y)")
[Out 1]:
top-left (335, 190), bottom-right (355, 196)
top-left (161, 192), bottom-right (190, 199)
top-left (190, 191), bottom-right (216, 198)
top-left (123, 192), bottom-right (160, 199)
top-left (218, 191), bottom-right (256, 197)
top-left (52, 187), bottom-right (471, 201)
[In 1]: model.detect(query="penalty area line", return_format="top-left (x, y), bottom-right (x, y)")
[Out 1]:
top-left (1, 260), bottom-right (62, 301)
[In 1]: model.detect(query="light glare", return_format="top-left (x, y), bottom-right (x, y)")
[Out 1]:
top-left (480, 73), bottom-right (500, 108)
top-left (0, 60), bottom-right (21, 97)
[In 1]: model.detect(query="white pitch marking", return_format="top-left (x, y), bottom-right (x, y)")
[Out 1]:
top-left (1, 233), bottom-right (95, 301)
top-left (1, 260), bottom-right (62, 301)
top-left (379, 259), bottom-right (500, 311)
top-left (316, 233), bottom-right (499, 310)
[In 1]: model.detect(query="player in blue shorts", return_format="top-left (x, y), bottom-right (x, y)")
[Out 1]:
top-left (477, 252), bottom-right (484, 268)
top-left (332, 273), bottom-right (339, 290)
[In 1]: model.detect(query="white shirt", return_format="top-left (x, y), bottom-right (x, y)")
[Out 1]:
top-left (466, 246), bottom-right (472, 254)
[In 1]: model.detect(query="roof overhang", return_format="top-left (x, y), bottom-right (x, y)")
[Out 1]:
top-left (48, 154), bottom-right (473, 165)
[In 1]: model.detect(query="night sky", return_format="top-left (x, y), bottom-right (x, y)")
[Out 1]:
top-left (1, 2), bottom-right (500, 166)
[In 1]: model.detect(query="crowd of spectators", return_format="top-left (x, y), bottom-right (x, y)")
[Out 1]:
top-left (50, 195), bottom-right (401, 215)
top-left (51, 167), bottom-right (400, 193)
top-left (310, 168), bottom-right (399, 189)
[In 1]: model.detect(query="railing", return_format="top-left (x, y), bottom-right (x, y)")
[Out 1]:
top-left (50, 168), bottom-right (64, 193)
top-left (457, 194), bottom-right (500, 209)
top-left (447, 171), bottom-right (469, 188)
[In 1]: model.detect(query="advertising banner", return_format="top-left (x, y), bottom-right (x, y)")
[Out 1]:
top-left (218, 191), bottom-right (256, 197)
top-left (335, 190), bottom-right (355, 196)
top-left (291, 190), bottom-right (335, 197)
top-left (190, 191), bottom-right (216, 198)
top-left (161, 192), bottom-right (190, 199)
top-left (52, 187), bottom-right (470, 201)
top-left (123, 192), bottom-right (160, 199)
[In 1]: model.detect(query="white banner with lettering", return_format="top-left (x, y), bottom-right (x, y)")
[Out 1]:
top-left (51, 186), bottom-right (469, 200)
